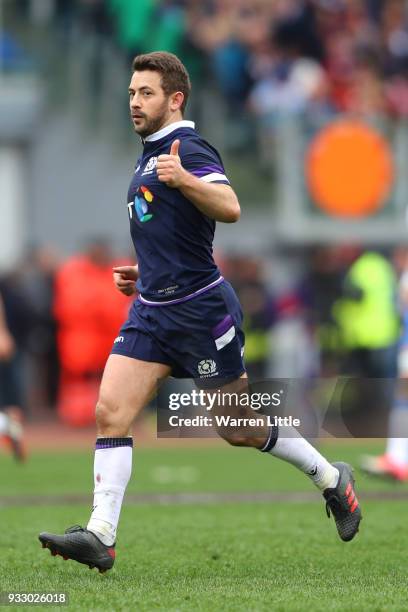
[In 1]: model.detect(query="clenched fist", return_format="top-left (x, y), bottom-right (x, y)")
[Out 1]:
top-left (112, 265), bottom-right (139, 296)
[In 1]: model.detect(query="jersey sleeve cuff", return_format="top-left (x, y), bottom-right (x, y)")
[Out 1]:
top-left (199, 173), bottom-right (230, 184)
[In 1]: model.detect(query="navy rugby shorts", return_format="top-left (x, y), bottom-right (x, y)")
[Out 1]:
top-left (111, 280), bottom-right (245, 383)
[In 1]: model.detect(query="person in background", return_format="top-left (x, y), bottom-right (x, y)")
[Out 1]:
top-left (333, 250), bottom-right (400, 438)
top-left (53, 238), bottom-right (132, 427)
top-left (333, 250), bottom-right (400, 379)
top-left (20, 245), bottom-right (60, 414)
top-left (229, 256), bottom-right (275, 381)
top-left (0, 292), bottom-right (26, 461)
top-left (361, 246), bottom-right (408, 481)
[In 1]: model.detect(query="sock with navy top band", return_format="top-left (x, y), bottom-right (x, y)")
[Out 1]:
top-left (259, 425), bottom-right (279, 452)
top-left (87, 437), bottom-right (133, 546)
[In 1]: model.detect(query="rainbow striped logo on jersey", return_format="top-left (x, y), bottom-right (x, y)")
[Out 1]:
top-left (134, 185), bottom-right (154, 223)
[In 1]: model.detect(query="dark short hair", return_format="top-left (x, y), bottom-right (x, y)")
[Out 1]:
top-left (132, 51), bottom-right (191, 114)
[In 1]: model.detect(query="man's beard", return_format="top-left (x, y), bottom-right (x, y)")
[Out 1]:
top-left (134, 102), bottom-right (169, 138)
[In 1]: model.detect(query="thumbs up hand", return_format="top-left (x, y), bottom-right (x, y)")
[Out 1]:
top-left (157, 139), bottom-right (186, 188)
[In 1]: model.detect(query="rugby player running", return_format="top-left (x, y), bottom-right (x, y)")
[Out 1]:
top-left (39, 52), bottom-right (362, 573)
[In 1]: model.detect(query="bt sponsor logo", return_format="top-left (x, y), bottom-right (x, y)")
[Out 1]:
top-left (127, 185), bottom-right (155, 223)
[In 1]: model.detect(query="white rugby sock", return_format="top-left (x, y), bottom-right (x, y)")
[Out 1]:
top-left (0, 412), bottom-right (9, 435)
top-left (87, 438), bottom-right (133, 546)
top-left (261, 426), bottom-right (339, 491)
top-left (386, 405), bottom-right (408, 466)
top-left (386, 437), bottom-right (408, 466)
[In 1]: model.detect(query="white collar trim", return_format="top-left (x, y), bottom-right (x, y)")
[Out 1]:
top-left (144, 120), bottom-right (195, 142)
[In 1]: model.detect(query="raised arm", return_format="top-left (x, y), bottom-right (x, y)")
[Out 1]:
top-left (156, 139), bottom-right (241, 223)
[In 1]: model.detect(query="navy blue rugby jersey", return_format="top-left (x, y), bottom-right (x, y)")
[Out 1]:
top-left (126, 120), bottom-right (230, 303)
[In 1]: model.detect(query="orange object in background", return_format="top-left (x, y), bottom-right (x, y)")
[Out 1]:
top-left (57, 373), bottom-right (100, 428)
top-left (306, 120), bottom-right (394, 217)
top-left (54, 240), bottom-right (133, 426)
top-left (54, 255), bottom-right (131, 375)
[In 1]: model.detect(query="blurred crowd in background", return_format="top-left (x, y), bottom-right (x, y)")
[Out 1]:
top-left (5, 0), bottom-right (408, 152)
top-left (9, 0), bottom-right (408, 115)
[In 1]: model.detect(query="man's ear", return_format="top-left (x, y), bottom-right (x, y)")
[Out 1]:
top-left (169, 91), bottom-right (184, 112)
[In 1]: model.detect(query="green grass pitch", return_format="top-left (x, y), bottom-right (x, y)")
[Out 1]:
top-left (1, 441), bottom-right (407, 611)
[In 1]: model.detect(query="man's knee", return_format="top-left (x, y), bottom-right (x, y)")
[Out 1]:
top-left (95, 397), bottom-right (127, 435)
top-left (95, 399), bottom-right (108, 424)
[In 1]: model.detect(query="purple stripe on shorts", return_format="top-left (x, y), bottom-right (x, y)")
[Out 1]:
top-left (212, 314), bottom-right (233, 339)
top-left (95, 437), bottom-right (133, 450)
top-left (190, 165), bottom-right (225, 177)
top-left (139, 277), bottom-right (224, 307)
